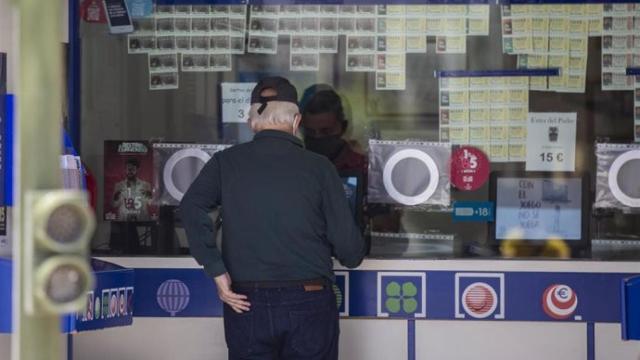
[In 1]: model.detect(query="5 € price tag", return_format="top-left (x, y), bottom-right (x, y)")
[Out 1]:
top-left (221, 82), bottom-right (256, 124)
top-left (450, 146), bottom-right (490, 191)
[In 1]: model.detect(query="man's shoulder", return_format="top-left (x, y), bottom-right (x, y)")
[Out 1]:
top-left (215, 142), bottom-right (248, 157)
top-left (215, 140), bottom-right (335, 172)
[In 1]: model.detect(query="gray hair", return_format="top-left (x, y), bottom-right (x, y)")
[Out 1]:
top-left (249, 101), bottom-right (299, 129)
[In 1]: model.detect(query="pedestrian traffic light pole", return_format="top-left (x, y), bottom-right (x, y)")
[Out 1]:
top-left (12, 0), bottom-right (65, 359)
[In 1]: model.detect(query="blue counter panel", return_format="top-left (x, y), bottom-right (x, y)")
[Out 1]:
top-left (133, 268), bottom-right (635, 323)
top-left (70, 267), bottom-right (135, 332)
top-left (0, 258), bottom-right (134, 333)
top-left (0, 258), bottom-right (10, 332)
top-left (621, 276), bottom-right (640, 340)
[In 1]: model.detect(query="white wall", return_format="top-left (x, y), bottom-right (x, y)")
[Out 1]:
top-left (0, 334), bottom-right (68, 359)
top-left (74, 318), bottom-right (228, 360)
top-left (73, 318), bottom-right (408, 360)
top-left (416, 321), bottom-right (586, 360)
top-left (595, 323), bottom-right (640, 360)
top-left (71, 319), bottom-right (640, 360)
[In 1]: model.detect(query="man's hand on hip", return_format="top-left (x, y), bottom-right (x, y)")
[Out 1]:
top-left (214, 273), bottom-right (251, 313)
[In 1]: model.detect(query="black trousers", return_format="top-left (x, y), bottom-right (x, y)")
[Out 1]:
top-left (223, 286), bottom-right (339, 360)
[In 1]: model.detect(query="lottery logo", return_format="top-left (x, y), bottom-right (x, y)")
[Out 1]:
top-left (94, 296), bottom-right (101, 320)
top-left (119, 290), bottom-right (126, 316)
top-left (542, 284), bottom-right (578, 320)
top-left (157, 279), bottom-right (190, 316)
top-left (462, 282), bottom-right (497, 319)
top-left (110, 293), bottom-right (118, 317)
top-left (455, 273), bottom-right (505, 319)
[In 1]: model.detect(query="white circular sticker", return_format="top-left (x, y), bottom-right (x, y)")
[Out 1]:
top-left (608, 150), bottom-right (640, 207)
top-left (163, 148), bottom-right (212, 201)
top-left (382, 149), bottom-right (439, 206)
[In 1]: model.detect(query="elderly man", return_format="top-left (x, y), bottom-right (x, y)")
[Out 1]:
top-left (180, 76), bottom-right (366, 360)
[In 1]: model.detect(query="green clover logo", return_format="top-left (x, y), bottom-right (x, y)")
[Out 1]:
top-left (332, 284), bottom-right (343, 310)
top-left (385, 281), bottom-right (418, 314)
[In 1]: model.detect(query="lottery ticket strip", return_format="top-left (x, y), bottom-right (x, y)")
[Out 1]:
top-left (125, 4), bottom-right (491, 91)
top-left (123, 3), bottom-right (640, 146)
top-left (503, 3), bottom-right (600, 94)
top-left (125, 3), bottom-right (640, 94)
top-left (439, 75), bottom-right (530, 163)
top-left (127, 5), bottom-right (247, 90)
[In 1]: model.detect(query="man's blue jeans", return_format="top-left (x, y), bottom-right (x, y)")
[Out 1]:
top-left (223, 285), bottom-right (339, 360)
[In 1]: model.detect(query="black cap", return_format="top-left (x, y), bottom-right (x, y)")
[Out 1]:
top-left (251, 76), bottom-right (299, 115)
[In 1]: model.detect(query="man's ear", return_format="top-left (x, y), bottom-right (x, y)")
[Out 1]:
top-left (293, 113), bottom-right (302, 132)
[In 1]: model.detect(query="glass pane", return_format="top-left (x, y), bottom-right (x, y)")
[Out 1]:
top-left (79, 3), bottom-right (640, 260)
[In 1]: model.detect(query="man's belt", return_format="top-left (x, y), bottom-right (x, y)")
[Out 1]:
top-left (232, 278), bottom-right (329, 291)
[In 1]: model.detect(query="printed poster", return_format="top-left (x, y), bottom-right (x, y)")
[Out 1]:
top-left (525, 113), bottom-right (577, 172)
top-left (104, 141), bottom-right (158, 222)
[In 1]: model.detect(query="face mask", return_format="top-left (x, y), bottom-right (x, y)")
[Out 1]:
top-left (304, 135), bottom-right (346, 160)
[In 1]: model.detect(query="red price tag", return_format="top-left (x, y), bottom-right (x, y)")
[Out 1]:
top-left (450, 146), bottom-right (490, 191)
top-left (81, 0), bottom-right (107, 23)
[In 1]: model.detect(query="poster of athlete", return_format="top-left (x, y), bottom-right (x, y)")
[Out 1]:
top-left (103, 140), bottom-right (157, 221)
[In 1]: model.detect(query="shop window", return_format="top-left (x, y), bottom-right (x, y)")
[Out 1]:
top-left (80, 3), bottom-right (640, 260)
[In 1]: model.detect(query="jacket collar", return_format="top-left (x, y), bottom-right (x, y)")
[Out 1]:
top-left (254, 129), bottom-right (303, 148)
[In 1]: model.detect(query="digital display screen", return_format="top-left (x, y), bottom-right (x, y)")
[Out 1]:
top-left (341, 176), bottom-right (359, 222)
top-left (104, 0), bottom-right (132, 27)
top-left (495, 177), bottom-right (582, 241)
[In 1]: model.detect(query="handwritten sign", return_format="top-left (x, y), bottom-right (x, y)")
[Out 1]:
top-left (221, 82), bottom-right (256, 124)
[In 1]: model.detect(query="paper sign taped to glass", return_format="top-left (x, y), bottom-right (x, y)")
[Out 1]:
top-left (153, 143), bottom-right (231, 206)
top-left (368, 139), bottom-right (451, 207)
top-left (595, 143), bottom-right (640, 210)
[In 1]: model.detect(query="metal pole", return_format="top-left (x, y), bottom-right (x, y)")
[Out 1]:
top-left (11, 0), bottom-right (64, 359)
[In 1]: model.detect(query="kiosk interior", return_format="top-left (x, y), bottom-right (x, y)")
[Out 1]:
top-left (15, 1), bottom-right (640, 360)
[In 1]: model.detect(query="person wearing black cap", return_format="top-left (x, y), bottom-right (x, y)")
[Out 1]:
top-left (180, 76), bottom-right (365, 360)
top-left (299, 84), bottom-right (367, 174)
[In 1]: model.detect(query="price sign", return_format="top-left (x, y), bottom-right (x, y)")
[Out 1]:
top-left (450, 146), bottom-right (490, 191)
top-left (526, 113), bottom-right (576, 172)
top-left (221, 82), bottom-right (256, 124)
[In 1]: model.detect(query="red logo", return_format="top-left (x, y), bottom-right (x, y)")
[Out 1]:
top-left (462, 282), bottom-right (498, 319)
top-left (451, 146), bottom-right (490, 191)
top-left (110, 294), bottom-right (118, 317)
top-left (542, 284), bottom-right (578, 320)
